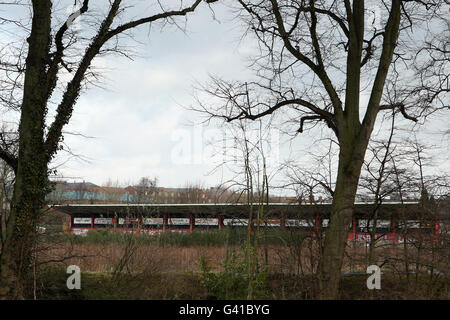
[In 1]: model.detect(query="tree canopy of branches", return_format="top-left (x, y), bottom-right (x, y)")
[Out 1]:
top-left (193, 0), bottom-right (449, 299)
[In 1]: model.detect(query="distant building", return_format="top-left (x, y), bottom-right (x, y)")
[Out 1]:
top-left (46, 181), bottom-right (304, 205)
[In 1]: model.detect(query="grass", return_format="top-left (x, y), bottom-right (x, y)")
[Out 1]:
top-left (36, 267), bottom-right (208, 300)
top-left (36, 265), bottom-right (449, 300)
top-left (47, 227), bottom-right (304, 247)
top-left (34, 229), bottom-right (449, 300)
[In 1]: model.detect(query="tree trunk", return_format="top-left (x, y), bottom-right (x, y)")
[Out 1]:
top-left (0, 1), bottom-right (51, 299)
top-left (0, 101), bottom-right (49, 299)
top-left (319, 144), bottom-right (365, 299)
top-left (0, 153), bottom-right (47, 299)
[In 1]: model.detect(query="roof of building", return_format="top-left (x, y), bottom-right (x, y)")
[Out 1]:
top-left (51, 201), bottom-right (441, 219)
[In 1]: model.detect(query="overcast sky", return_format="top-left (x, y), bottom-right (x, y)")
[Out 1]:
top-left (53, 2), bottom-right (260, 188)
top-left (2, 1), bottom-right (449, 193)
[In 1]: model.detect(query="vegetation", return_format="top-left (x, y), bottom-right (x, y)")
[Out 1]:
top-left (45, 228), bottom-right (306, 247)
top-left (199, 250), bottom-right (268, 300)
top-left (35, 265), bottom-right (449, 300)
top-left (30, 225), bottom-right (449, 300)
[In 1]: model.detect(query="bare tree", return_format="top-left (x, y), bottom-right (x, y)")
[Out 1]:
top-left (361, 133), bottom-right (450, 294)
top-left (0, 0), bottom-right (216, 298)
top-left (0, 160), bottom-right (14, 247)
top-left (358, 112), bottom-right (397, 264)
top-left (193, 0), bottom-right (449, 299)
top-left (178, 181), bottom-right (207, 203)
top-left (214, 118), bottom-right (274, 299)
top-left (133, 177), bottom-right (158, 203)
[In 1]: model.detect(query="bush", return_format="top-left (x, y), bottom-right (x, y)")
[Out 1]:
top-left (46, 227), bottom-right (304, 247)
top-left (199, 249), bottom-right (268, 300)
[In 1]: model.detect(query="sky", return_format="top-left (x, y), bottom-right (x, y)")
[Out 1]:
top-left (1, 1), bottom-right (449, 194)
top-left (53, 1), bottom-right (262, 188)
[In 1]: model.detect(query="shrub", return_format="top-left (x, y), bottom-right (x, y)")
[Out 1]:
top-left (199, 249), bottom-right (268, 300)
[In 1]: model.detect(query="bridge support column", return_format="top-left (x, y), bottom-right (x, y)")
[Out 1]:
top-left (392, 214), bottom-right (397, 243)
top-left (218, 215), bottom-right (223, 230)
top-left (163, 214), bottom-right (167, 232)
top-left (190, 214), bottom-right (194, 233)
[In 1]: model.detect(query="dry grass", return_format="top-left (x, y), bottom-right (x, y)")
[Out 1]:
top-left (40, 241), bottom-right (448, 275)
top-left (42, 243), bottom-right (230, 273)
top-left (35, 240), bottom-right (449, 299)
